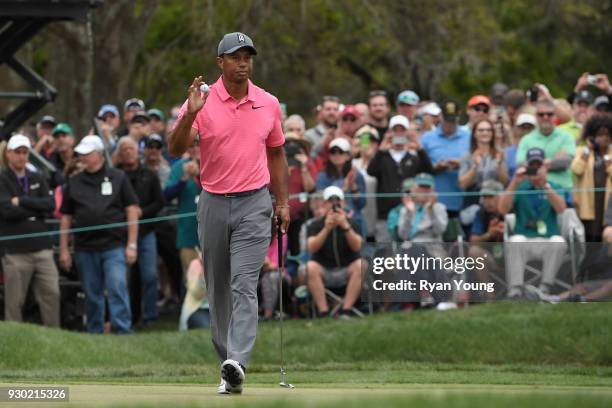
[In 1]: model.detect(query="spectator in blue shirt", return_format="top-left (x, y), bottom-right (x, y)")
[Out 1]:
top-left (421, 101), bottom-right (471, 216)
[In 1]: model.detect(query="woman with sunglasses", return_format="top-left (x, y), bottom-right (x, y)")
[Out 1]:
top-left (315, 137), bottom-right (367, 236)
top-left (459, 119), bottom-right (509, 209)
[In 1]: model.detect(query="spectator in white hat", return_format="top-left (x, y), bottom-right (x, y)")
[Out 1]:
top-left (419, 102), bottom-right (441, 132)
top-left (59, 135), bottom-right (140, 334)
top-left (316, 137), bottom-right (366, 236)
top-left (305, 186), bottom-right (363, 319)
top-left (367, 115), bottom-right (433, 242)
top-left (506, 113), bottom-right (537, 179)
top-left (0, 134), bottom-right (60, 327)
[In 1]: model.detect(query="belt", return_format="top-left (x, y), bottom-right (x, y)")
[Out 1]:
top-left (207, 186), bottom-right (266, 198)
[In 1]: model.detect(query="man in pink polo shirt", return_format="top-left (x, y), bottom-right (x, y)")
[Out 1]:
top-left (169, 32), bottom-right (289, 395)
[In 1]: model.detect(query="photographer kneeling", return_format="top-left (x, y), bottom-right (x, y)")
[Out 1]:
top-left (305, 186), bottom-right (362, 319)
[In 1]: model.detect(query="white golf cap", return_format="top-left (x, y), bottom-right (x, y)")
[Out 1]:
top-left (323, 185), bottom-right (344, 201)
top-left (419, 102), bottom-right (441, 116)
top-left (516, 113), bottom-right (537, 127)
top-left (389, 115), bottom-right (410, 129)
top-left (329, 137), bottom-right (351, 153)
top-left (6, 134), bottom-right (31, 150)
top-left (74, 135), bottom-right (105, 155)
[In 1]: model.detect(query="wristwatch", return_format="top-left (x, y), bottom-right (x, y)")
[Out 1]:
top-left (127, 243), bottom-right (137, 250)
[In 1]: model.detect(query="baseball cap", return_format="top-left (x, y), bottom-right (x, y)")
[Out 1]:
top-left (441, 101), bottom-right (460, 121)
top-left (147, 108), bottom-right (165, 121)
top-left (575, 90), bottom-right (593, 105)
top-left (74, 135), bottom-right (105, 155)
top-left (355, 125), bottom-right (380, 143)
top-left (401, 178), bottom-right (414, 193)
top-left (52, 123), bottom-right (73, 136)
top-left (218, 32), bottom-right (257, 56)
top-left (7, 134), bottom-right (31, 150)
top-left (419, 102), bottom-right (441, 116)
top-left (130, 111), bottom-right (150, 123)
top-left (329, 138), bottom-right (351, 153)
top-left (480, 180), bottom-right (504, 196)
top-left (414, 173), bottom-right (435, 188)
top-left (124, 98), bottom-right (145, 112)
top-left (516, 113), bottom-right (537, 127)
top-left (594, 95), bottom-right (610, 109)
top-left (490, 83), bottom-right (509, 104)
top-left (526, 147), bottom-right (545, 165)
top-left (38, 115), bottom-right (57, 126)
top-left (389, 115), bottom-right (410, 129)
top-left (397, 90), bottom-right (420, 106)
top-left (340, 105), bottom-right (361, 119)
top-left (145, 133), bottom-right (164, 148)
top-left (323, 186), bottom-right (344, 201)
top-left (468, 95), bottom-right (491, 107)
top-left (98, 104), bottom-right (119, 118)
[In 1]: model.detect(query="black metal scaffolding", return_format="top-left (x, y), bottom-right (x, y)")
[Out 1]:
top-left (0, 0), bottom-right (102, 140)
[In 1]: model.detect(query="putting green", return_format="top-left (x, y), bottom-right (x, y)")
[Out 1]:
top-left (2, 383), bottom-right (612, 408)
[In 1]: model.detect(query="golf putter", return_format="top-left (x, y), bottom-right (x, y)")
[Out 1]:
top-left (276, 217), bottom-right (295, 389)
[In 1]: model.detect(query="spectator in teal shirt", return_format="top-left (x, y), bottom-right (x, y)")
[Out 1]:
top-left (164, 140), bottom-right (201, 275)
top-left (499, 148), bottom-right (567, 298)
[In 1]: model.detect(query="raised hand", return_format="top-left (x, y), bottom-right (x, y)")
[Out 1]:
top-left (187, 76), bottom-right (209, 114)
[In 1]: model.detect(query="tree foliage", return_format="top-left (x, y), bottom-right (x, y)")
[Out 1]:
top-left (27, 0), bottom-right (612, 134)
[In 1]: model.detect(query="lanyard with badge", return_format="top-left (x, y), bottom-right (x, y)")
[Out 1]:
top-left (526, 186), bottom-right (547, 235)
top-left (101, 177), bottom-right (113, 196)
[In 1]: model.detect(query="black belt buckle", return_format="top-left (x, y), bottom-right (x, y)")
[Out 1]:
top-left (223, 192), bottom-right (237, 198)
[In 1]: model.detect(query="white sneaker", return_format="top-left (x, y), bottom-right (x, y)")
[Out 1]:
top-left (221, 359), bottom-right (245, 394)
top-left (217, 378), bottom-right (230, 395)
top-left (524, 284), bottom-right (561, 303)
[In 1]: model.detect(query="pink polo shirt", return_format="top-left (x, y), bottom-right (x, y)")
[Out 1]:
top-left (177, 76), bottom-right (285, 194)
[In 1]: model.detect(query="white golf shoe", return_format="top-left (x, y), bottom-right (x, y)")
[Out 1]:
top-left (221, 359), bottom-right (245, 394)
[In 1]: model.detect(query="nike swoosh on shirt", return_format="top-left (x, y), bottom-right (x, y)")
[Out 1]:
top-left (252, 105), bottom-right (264, 110)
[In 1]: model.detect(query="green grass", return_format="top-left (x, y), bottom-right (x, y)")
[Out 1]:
top-left (1, 303), bottom-right (611, 406)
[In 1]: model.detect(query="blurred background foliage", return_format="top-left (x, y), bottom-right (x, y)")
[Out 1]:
top-left (7, 0), bottom-right (612, 134)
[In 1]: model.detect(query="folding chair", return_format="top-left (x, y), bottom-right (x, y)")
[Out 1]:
top-left (503, 209), bottom-right (584, 291)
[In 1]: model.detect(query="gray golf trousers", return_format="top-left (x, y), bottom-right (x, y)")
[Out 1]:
top-left (197, 187), bottom-right (273, 366)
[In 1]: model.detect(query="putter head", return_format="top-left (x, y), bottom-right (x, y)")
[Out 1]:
top-left (279, 381), bottom-right (295, 389)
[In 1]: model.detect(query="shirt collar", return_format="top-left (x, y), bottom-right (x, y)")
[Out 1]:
top-left (214, 76), bottom-right (257, 103)
top-left (436, 125), bottom-right (458, 139)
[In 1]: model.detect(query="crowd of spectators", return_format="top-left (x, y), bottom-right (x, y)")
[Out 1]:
top-left (1, 72), bottom-right (612, 331)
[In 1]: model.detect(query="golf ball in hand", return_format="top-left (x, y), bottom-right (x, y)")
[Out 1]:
top-left (199, 84), bottom-right (210, 94)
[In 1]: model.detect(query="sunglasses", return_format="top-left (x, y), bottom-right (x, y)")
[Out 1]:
top-left (146, 144), bottom-right (163, 150)
top-left (329, 147), bottom-right (346, 155)
top-left (537, 112), bottom-right (555, 118)
top-left (322, 95), bottom-right (340, 103)
top-left (471, 105), bottom-right (489, 113)
top-left (369, 90), bottom-right (387, 98)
